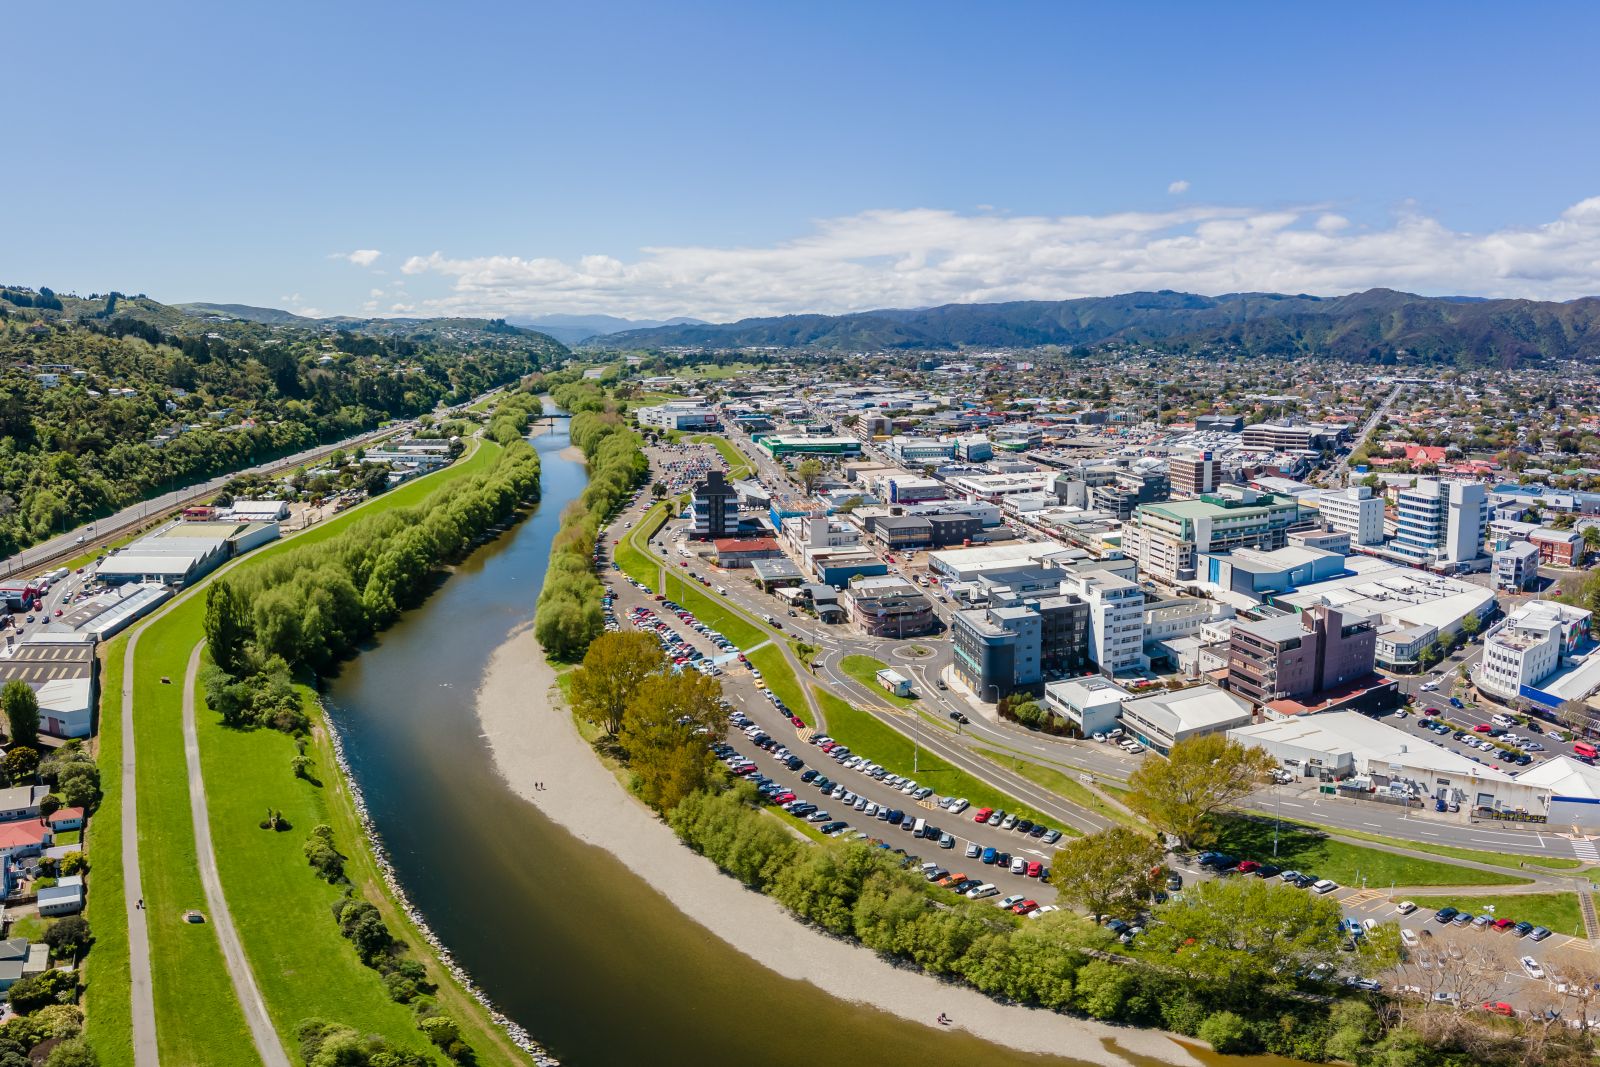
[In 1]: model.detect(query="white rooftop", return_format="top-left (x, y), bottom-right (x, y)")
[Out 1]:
top-left (1276, 556), bottom-right (1496, 633)
top-left (1517, 756), bottom-right (1600, 801)
top-left (1230, 711), bottom-right (1515, 783)
top-left (1122, 684), bottom-right (1252, 734)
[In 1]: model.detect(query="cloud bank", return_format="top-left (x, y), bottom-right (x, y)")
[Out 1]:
top-left (396, 198), bottom-right (1600, 321)
top-left (334, 249), bottom-right (382, 267)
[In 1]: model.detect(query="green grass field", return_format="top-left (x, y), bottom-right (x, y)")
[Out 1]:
top-left (1213, 814), bottom-right (1530, 889)
top-left (88, 438), bottom-right (530, 1064)
top-left (615, 501), bottom-right (669, 588)
top-left (810, 688), bottom-right (1076, 834)
top-left (1405, 892), bottom-right (1586, 938)
top-left (839, 654), bottom-right (918, 708)
top-left (748, 646), bottom-right (807, 718)
top-left (1240, 809), bottom-right (1582, 873)
top-left (973, 749), bottom-right (1145, 833)
top-left (660, 569), bottom-right (768, 649)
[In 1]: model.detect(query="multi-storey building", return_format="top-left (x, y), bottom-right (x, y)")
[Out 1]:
top-left (841, 576), bottom-right (937, 638)
top-left (952, 596), bottom-right (1088, 700)
top-left (690, 470), bottom-right (739, 540)
top-left (638, 402), bottom-right (719, 431)
top-left (1090, 470), bottom-right (1170, 521)
top-left (1225, 604), bottom-right (1377, 705)
top-left (1476, 601), bottom-right (1590, 701)
top-left (1389, 479), bottom-right (1487, 568)
top-left (1314, 485), bottom-right (1385, 546)
top-left (1240, 421), bottom-right (1342, 452)
top-left (1493, 541), bottom-right (1540, 593)
top-left (1530, 527), bottom-right (1583, 567)
top-left (1120, 491), bottom-right (1302, 584)
top-left (1168, 450), bottom-right (1221, 496)
top-left (1059, 567), bottom-right (1144, 675)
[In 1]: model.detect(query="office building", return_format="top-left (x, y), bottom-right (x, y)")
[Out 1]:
top-left (1225, 604), bottom-right (1377, 706)
top-left (1494, 541), bottom-right (1540, 593)
top-left (952, 595), bottom-right (1088, 701)
top-left (1090, 470), bottom-right (1170, 521)
top-left (1043, 676), bottom-right (1129, 737)
top-left (1169, 450), bottom-right (1220, 496)
top-left (1121, 685), bottom-right (1254, 756)
top-left (1314, 486), bottom-right (1385, 546)
top-left (1120, 491), bottom-right (1302, 584)
top-left (1059, 567), bottom-right (1144, 675)
top-left (1195, 414), bottom-right (1244, 433)
top-left (1240, 421), bottom-right (1341, 452)
top-left (690, 470), bottom-right (739, 540)
top-left (757, 435), bottom-right (862, 458)
top-left (841, 577), bottom-right (937, 637)
top-left (1530, 527), bottom-right (1584, 567)
top-left (1476, 601), bottom-right (1591, 702)
top-left (1389, 479), bottom-right (1487, 568)
top-left (955, 435), bottom-right (993, 462)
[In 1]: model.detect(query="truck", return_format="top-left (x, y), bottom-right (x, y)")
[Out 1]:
top-left (44, 568), bottom-right (69, 586)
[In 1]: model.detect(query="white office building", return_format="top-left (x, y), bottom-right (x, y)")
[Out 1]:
top-left (1389, 479), bottom-right (1487, 567)
top-left (1043, 676), bottom-right (1130, 737)
top-left (637, 402), bottom-right (719, 431)
top-left (1060, 567), bottom-right (1144, 675)
top-left (1314, 486), bottom-right (1385, 546)
top-left (1476, 601), bottom-right (1591, 701)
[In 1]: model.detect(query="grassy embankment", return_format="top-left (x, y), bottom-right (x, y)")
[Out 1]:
top-left (808, 687), bottom-right (1073, 833)
top-left (684, 434), bottom-right (752, 479)
top-left (89, 440), bottom-right (532, 1066)
top-left (1405, 892), bottom-right (1586, 938)
top-left (838, 654), bottom-right (918, 709)
top-left (971, 749), bottom-right (1144, 833)
top-left (1239, 809), bottom-right (1585, 874)
top-left (1213, 814), bottom-right (1531, 889)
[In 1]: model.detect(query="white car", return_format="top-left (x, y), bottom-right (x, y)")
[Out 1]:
top-left (1395, 900), bottom-right (1417, 915)
top-left (998, 893), bottom-right (1026, 909)
top-left (1028, 905), bottom-right (1061, 919)
top-left (1522, 957), bottom-right (1546, 980)
top-left (1092, 732), bottom-right (1108, 742)
top-left (1009, 857), bottom-right (1027, 875)
top-left (966, 883), bottom-right (998, 899)
top-left (1400, 929), bottom-right (1420, 948)
top-left (1312, 879), bottom-right (1338, 894)
top-left (948, 798), bottom-right (969, 814)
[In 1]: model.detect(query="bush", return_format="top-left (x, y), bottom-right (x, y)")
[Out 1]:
top-left (303, 825), bottom-right (346, 882)
top-left (6, 968), bottom-right (75, 1014)
top-left (1198, 1010), bottom-right (1255, 1054)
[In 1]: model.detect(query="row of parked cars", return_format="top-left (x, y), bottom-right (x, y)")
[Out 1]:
top-left (1196, 851), bottom-right (1340, 894)
top-left (1416, 901), bottom-right (1553, 941)
top-left (969, 807), bottom-right (1066, 845)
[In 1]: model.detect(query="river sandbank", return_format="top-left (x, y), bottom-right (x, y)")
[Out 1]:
top-left (474, 626), bottom-right (1206, 1067)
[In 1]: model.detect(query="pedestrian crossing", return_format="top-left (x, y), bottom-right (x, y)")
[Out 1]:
top-left (1573, 838), bottom-right (1600, 863)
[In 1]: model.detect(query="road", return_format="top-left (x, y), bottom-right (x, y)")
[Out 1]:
top-left (1326, 382), bottom-right (1405, 486)
top-left (182, 644), bottom-right (291, 1067)
top-left (118, 627), bottom-right (158, 1067)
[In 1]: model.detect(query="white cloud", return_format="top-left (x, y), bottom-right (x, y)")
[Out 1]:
top-left (393, 197), bottom-right (1600, 321)
top-left (1167, 179), bottom-right (1190, 195)
top-left (333, 249), bottom-right (382, 267)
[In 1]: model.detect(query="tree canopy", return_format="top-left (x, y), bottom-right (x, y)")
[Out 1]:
top-left (1127, 734), bottom-right (1275, 850)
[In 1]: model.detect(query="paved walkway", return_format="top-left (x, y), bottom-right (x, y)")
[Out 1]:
top-left (119, 632), bottom-right (158, 1067)
top-left (181, 643), bottom-right (291, 1067)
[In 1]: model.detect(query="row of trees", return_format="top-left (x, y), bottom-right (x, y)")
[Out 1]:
top-left (533, 392), bottom-right (648, 660)
top-left (201, 431), bottom-right (542, 725)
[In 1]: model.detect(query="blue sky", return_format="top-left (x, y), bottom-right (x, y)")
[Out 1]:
top-left (6, 1), bottom-right (1600, 320)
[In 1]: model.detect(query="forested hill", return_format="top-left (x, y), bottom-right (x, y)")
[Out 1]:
top-left (0, 286), bottom-right (568, 557)
top-left (589, 288), bottom-right (1600, 366)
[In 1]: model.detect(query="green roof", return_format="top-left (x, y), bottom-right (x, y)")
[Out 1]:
top-left (1137, 494), bottom-right (1296, 521)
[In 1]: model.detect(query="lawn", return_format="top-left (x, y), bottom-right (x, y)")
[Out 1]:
top-left (91, 437), bottom-right (527, 1064)
top-left (1240, 809), bottom-right (1583, 873)
top-left (53, 829), bottom-right (81, 846)
top-left (1405, 892), bottom-right (1586, 939)
top-left (810, 688), bottom-right (1076, 834)
top-left (1213, 814), bottom-right (1530, 889)
top-left (615, 501), bottom-right (668, 588)
top-left (748, 646), bottom-right (807, 719)
top-left (660, 569), bottom-right (768, 649)
top-left (839, 654), bottom-right (918, 709)
top-left (972, 749), bottom-right (1146, 833)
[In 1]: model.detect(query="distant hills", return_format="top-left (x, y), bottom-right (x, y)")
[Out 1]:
top-left (179, 302), bottom-right (319, 325)
top-left (587, 289), bottom-right (1600, 367)
top-left (506, 313), bottom-right (708, 346)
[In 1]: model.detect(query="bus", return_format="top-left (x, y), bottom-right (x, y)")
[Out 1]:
top-left (1574, 742), bottom-right (1598, 762)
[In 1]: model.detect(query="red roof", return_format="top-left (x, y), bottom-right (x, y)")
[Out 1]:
top-left (713, 537), bottom-right (780, 553)
top-left (47, 807), bottom-right (85, 825)
top-left (0, 822), bottom-right (49, 850)
top-left (1263, 674), bottom-right (1398, 718)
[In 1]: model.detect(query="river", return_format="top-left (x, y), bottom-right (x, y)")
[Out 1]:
top-left (321, 419), bottom-right (1263, 1067)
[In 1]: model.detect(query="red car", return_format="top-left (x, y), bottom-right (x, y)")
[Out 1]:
top-left (1481, 1002), bottom-right (1514, 1016)
top-left (1011, 899), bottom-right (1039, 915)
top-left (1473, 724), bottom-right (1492, 733)
top-left (679, 561), bottom-right (688, 567)
top-left (1493, 918), bottom-right (1515, 931)
top-left (1026, 861), bottom-right (1043, 878)
top-left (774, 792), bottom-right (796, 804)
top-left (790, 716), bottom-right (805, 727)
top-left (973, 807), bottom-right (994, 823)
top-left (1237, 860), bottom-right (1260, 873)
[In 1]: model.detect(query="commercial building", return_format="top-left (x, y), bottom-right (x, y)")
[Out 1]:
top-left (1229, 711), bottom-right (1545, 813)
top-left (1196, 414), bottom-right (1244, 433)
top-left (1274, 556), bottom-right (1497, 644)
top-left (1043, 676), bottom-right (1130, 737)
top-left (947, 471), bottom-right (1055, 504)
top-left (637, 402), bottom-right (719, 431)
top-left (1240, 421), bottom-right (1342, 452)
top-left (955, 435), bottom-right (993, 462)
top-left (690, 470), bottom-right (740, 540)
top-left (1059, 566), bottom-right (1144, 676)
top-left (1090, 469), bottom-right (1171, 521)
top-left (0, 635), bottom-right (95, 738)
top-left (1225, 605), bottom-right (1377, 706)
top-left (886, 436), bottom-right (957, 466)
top-left (1196, 544), bottom-right (1347, 604)
top-left (1169, 451), bottom-right (1221, 496)
top-left (952, 595), bottom-right (1089, 700)
top-left (884, 476), bottom-right (948, 504)
top-left (841, 576), bottom-right (937, 637)
top-left (1120, 491), bottom-right (1302, 584)
top-left (1389, 479), bottom-right (1487, 568)
top-left (1494, 541), bottom-right (1540, 593)
top-left (96, 519), bottom-right (277, 587)
top-left (1530, 527), bottom-right (1584, 567)
top-left (758, 435), bottom-right (862, 458)
top-left (711, 537), bottom-right (783, 568)
top-left (1313, 486), bottom-right (1385, 546)
top-left (1476, 601), bottom-right (1590, 703)
top-left (1119, 685), bottom-right (1254, 756)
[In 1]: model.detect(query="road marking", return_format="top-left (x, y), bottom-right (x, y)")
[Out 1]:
top-left (1363, 822), bottom-right (1382, 828)
top-left (1281, 801), bottom-right (1306, 809)
top-left (1572, 838), bottom-right (1600, 862)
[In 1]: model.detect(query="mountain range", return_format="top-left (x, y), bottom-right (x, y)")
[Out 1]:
top-left (504, 313), bottom-right (709, 345)
top-left (586, 289), bottom-right (1600, 367)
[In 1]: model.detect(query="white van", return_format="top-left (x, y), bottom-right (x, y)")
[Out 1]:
top-left (912, 817), bottom-right (927, 836)
top-left (717, 586), bottom-right (728, 595)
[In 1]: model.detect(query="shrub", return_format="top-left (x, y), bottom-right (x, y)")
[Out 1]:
top-left (1198, 1011), bottom-right (1255, 1054)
